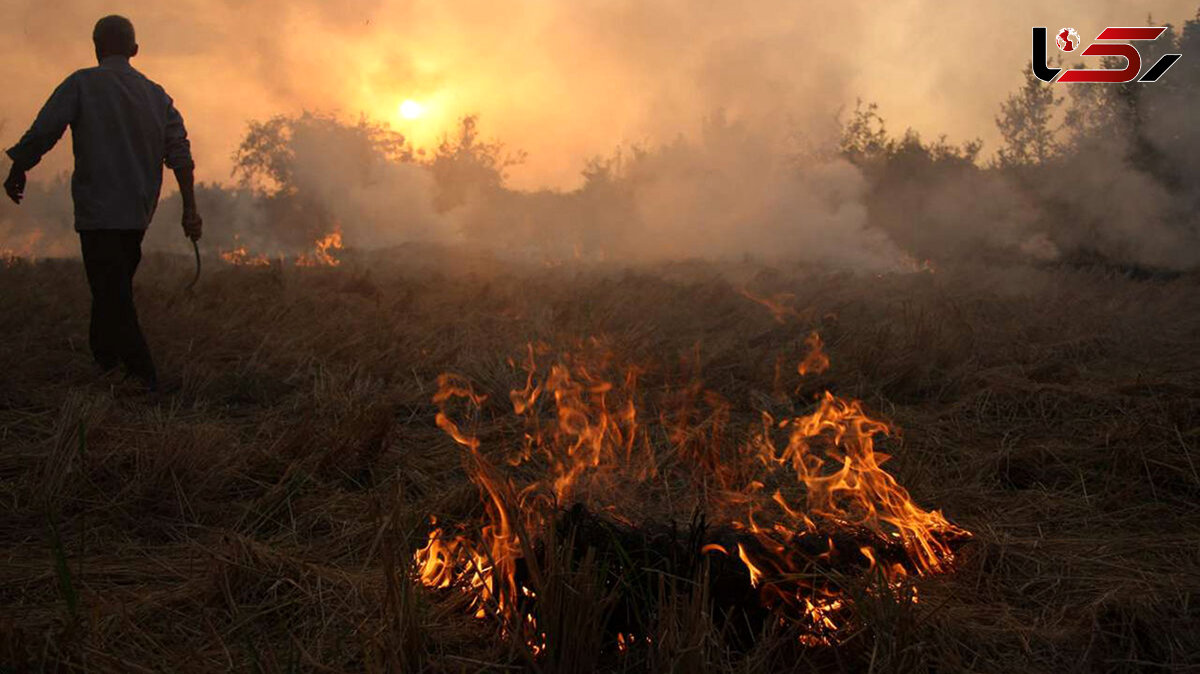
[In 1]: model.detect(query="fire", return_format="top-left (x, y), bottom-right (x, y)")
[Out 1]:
top-left (899, 254), bottom-right (937, 274)
top-left (0, 230), bottom-right (50, 265)
top-left (736, 543), bottom-right (765, 587)
top-left (739, 288), bottom-right (800, 323)
top-left (219, 237), bottom-right (270, 267)
top-left (1, 248), bottom-right (25, 267)
top-left (414, 334), bottom-right (969, 651)
top-left (294, 228), bottom-right (343, 267)
top-left (218, 229), bottom-right (343, 267)
top-left (796, 331), bottom-right (830, 377)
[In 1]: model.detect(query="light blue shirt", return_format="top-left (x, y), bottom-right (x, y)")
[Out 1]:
top-left (6, 56), bottom-right (194, 231)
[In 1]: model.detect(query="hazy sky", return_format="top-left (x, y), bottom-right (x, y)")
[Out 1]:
top-left (3, 0), bottom-right (1196, 189)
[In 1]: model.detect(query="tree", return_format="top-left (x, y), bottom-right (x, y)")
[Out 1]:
top-left (233, 111), bottom-right (411, 195)
top-left (995, 65), bottom-right (1063, 167)
top-left (231, 111), bottom-right (413, 247)
top-left (838, 100), bottom-right (892, 167)
top-left (428, 115), bottom-right (523, 213)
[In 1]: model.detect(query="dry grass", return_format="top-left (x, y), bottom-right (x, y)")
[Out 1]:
top-left (1, 246), bottom-right (1198, 672)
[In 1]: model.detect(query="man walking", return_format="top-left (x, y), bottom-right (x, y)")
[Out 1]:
top-left (4, 15), bottom-right (202, 391)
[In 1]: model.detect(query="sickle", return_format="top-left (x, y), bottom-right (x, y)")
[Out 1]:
top-left (185, 237), bottom-right (200, 293)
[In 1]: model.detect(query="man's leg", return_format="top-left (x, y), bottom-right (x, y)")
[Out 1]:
top-left (113, 230), bottom-right (156, 386)
top-left (79, 231), bottom-right (121, 371)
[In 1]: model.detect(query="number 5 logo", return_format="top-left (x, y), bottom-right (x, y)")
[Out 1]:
top-left (1032, 26), bottom-right (1182, 83)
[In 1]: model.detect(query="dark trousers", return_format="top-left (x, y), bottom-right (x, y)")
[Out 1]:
top-left (79, 230), bottom-right (156, 384)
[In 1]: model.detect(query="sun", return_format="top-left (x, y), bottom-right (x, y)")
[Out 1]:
top-left (398, 99), bottom-right (424, 120)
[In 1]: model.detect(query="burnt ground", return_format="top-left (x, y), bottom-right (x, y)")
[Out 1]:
top-left (1, 247), bottom-right (1198, 672)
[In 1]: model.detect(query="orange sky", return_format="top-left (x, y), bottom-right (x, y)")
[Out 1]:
top-left (3, 0), bottom-right (1196, 190)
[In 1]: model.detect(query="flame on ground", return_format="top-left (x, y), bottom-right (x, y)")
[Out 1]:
top-left (796, 331), bottom-right (830, 377)
top-left (414, 335), bottom-right (969, 651)
top-left (219, 228), bottom-right (343, 267)
top-left (0, 248), bottom-right (25, 267)
top-left (295, 228), bottom-right (343, 267)
top-left (219, 237), bottom-right (271, 267)
top-left (0, 230), bottom-right (52, 265)
top-left (739, 288), bottom-right (800, 323)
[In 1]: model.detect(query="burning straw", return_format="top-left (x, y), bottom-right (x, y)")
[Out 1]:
top-left (219, 227), bottom-right (343, 268)
top-left (414, 335), bottom-right (970, 652)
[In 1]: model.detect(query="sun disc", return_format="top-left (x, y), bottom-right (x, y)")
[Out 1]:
top-left (399, 99), bottom-right (424, 120)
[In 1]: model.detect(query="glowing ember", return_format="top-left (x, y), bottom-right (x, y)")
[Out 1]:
top-left (414, 335), bottom-right (969, 650)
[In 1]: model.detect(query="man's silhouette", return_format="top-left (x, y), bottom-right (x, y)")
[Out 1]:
top-left (4, 15), bottom-right (202, 391)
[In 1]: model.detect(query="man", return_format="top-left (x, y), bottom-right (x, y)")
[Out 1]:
top-left (4, 15), bottom-right (202, 391)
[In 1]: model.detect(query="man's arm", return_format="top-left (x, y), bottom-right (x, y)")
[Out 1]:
top-left (4, 74), bottom-right (79, 204)
top-left (174, 166), bottom-right (202, 241)
top-left (163, 96), bottom-right (201, 240)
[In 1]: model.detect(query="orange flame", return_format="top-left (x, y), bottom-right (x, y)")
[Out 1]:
top-left (0, 248), bottom-right (24, 267)
top-left (219, 238), bottom-right (271, 267)
top-left (295, 227), bottom-right (343, 267)
top-left (414, 335), bottom-right (968, 648)
top-left (0, 230), bottom-right (50, 265)
top-left (796, 331), bottom-right (830, 377)
top-left (740, 288), bottom-right (799, 323)
top-left (737, 543), bottom-right (765, 588)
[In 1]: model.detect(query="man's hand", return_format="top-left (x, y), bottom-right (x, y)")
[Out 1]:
top-left (173, 166), bottom-right (201, 240)
top-left (182, 207), bottom-right (203, 241)
top-left (4, 167), bottom-right (26, 205)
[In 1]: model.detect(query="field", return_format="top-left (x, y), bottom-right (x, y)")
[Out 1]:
top-left (2, 248), bottom-right (1199, 672)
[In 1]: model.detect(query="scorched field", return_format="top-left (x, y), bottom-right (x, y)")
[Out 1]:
top-left (1, 248), bottom-right (1198, 672)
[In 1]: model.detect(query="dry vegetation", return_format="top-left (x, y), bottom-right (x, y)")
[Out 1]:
top-left (1, 247), bottom-right (1198, 672)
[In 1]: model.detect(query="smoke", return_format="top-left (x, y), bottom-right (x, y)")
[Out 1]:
top-left (1047, 139), bottom-right (1197, 269)
top-left (578, 119), bottom-right (904, 269)
top-left (284, 125), bottom-right (453, 248)
top-left (4, 0), bottom-right (1195, 186)
top-left (1, 0), bottom-right (1198, 272)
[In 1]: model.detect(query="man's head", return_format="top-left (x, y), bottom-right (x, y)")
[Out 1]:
top-left (93, 15), bottom-right (138, 60)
